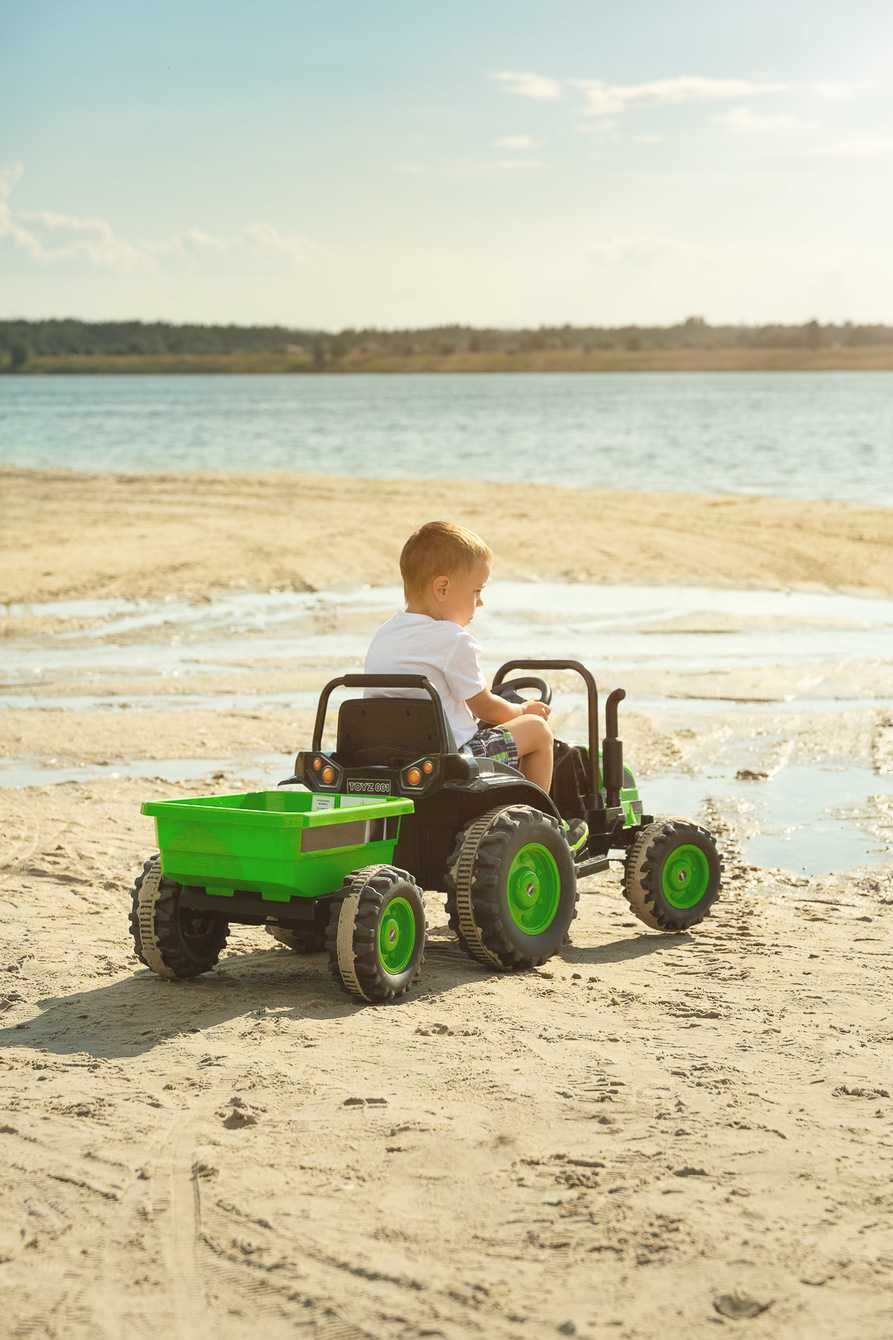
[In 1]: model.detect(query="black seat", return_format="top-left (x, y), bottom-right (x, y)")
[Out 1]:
top-left (335, 696), bottom-right (456, 768)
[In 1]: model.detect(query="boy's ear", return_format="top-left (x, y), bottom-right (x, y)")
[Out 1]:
top-left (432, 575), bottom-right (450, 601)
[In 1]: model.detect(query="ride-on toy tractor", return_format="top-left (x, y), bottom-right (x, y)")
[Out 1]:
top-left (131, 660), bottom-right (722, 1004)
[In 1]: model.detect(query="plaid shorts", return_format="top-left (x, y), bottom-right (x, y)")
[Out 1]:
top-left (460, 725), bottom-right (520, 769)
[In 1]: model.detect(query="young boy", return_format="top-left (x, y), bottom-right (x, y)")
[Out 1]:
top-left (364, 520), bottom-right (587, 850)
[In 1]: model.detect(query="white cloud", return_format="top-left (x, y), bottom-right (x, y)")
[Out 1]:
top-left (575, 76), bottom-right (790, 118)
top-left (0, 163), bottom-right (262, 272)
top-left (812, 81), bottom-right (863, 101)
top-left (493, 135), bottom-right (540, 151)
top-left (495, 158), bottom-right (543, 170)
top-left (17, 206), bottom-right (146, 269)
top-left (818, 136), bottom-right (893, 159)
top-left (0, 162), bottom-right (41, 256)
top-left (0, 166), bottom-right (147, 269)
top-left (718, 106), bottom-right (816, 134)
top-left (588, 235), bottom-right (686, 267)
top-left (243, 223), bottom-right (321, 263)
top-left (492, 71), bottom-right (561, 102)
top-left (1, 164), bottom-right (229, 270)
top-left (493, 72), bottom-right (799, 123)
top-left (183, 228), bottom-right (228, 251)
top-left (0, 161), bottom-right (24, 193)
top-left (493, 71), bottom-right (870, 138)
top-left (576, 119), bottom-right (619, 139)
top-left (143, 229), bottom-right (229, 261)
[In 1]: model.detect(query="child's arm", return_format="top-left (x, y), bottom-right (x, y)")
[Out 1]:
top-left (466, 688), bottom-right (550, 726)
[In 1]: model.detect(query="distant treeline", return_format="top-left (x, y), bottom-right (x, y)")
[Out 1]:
top-left (3, 316), bottom-right (893, 370)
top-left (0, 320), bottom-right (317, 368)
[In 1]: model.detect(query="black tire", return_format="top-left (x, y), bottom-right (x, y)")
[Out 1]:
top-left (623, 819), bottom-right (722, 931)
top-left (326, 865), bottom-right (426, 1004)
top-left (444, 805), bottom-right (577, 970)
top-left (130, 855), bottom-right (229, 979)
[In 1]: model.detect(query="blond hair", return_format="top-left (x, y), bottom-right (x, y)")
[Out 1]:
top-left (400, 521), bottom-right (492, 598)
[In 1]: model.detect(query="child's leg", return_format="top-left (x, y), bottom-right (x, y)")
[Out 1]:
top-left (503, 716), bottom-right (554, 791)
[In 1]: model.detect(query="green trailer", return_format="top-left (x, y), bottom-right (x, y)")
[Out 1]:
top-left (132, 788), bottom-right (425, 1002)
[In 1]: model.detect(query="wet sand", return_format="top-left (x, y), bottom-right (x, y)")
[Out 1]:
top-left (1, 470), bottom-right (892, 1339)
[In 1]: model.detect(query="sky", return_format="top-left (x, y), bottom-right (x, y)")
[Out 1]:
top-left (2, 0), bottom-right (893, 329)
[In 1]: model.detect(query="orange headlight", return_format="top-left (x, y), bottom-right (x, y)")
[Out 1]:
top-left (312, 756), bottom-right (322, 772)
top-left (422, 759), bottom-right (434, 775)
top-left (406, 767), bottom-right (422, 786)
top-left (321, 765), bottom-right (336, 784)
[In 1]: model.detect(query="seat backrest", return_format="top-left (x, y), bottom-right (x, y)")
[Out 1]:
top-left (336, 696), bottom-right (454, 767)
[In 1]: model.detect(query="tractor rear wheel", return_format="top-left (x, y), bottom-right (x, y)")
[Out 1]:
top-left (445, 805), bottom-right (577, 970)
top-left (623, 819), bottom-right (722, 931)
top-left (130, 855), bottom-right (229, 979)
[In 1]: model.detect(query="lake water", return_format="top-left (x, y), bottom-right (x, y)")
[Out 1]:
top-left (1, 372), bottom-right (891, 503)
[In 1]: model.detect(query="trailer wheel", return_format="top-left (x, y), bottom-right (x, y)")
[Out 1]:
top-left (623, 819), bottom-right (722, 931)
top-left (130, 855), bottom-right (229, 979)
top-left (444, 805), bottom-right (577, 970)
top-left (326, 865), bottom-right (425, 1004)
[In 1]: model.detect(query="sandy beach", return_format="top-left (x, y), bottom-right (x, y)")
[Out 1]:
top-left (3, 465), bottom-right (893, 603)
top-left (1, 468), bottom-right (892, 1339)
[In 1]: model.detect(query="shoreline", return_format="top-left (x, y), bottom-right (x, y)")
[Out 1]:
top-left (2, 465), bottom-right (892, 604)
top-left (6, 347), bottom-right (893, 374)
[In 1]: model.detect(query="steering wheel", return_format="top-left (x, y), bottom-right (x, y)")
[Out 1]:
top-left (492, 675), bottom-right (552, 707)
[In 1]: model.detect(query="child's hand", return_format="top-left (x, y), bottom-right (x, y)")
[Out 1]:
top-left (521, 700), bottom-right (551, 719)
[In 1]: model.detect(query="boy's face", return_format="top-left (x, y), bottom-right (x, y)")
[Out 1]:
top-left (432, 558), bottom-right (490, 626)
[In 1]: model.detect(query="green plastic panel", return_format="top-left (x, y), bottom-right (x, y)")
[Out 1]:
top-left (141, 790), bottom-right (413, 901)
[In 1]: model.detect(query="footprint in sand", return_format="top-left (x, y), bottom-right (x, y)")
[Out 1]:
top-left (713, 1292), bottom-right (773, 1320)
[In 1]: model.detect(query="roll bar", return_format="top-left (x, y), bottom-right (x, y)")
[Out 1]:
top-left (493, 659), bottom-right (602, 799)
top-left (311, 674), bottom-right (454, 755)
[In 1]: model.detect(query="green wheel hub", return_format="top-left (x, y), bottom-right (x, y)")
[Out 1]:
top-left (378, 896), bottom-right (416, 974)
top-left (506, 843), bottom-right (561, 935)
top-left (661, 844), bottom-right (711, 909)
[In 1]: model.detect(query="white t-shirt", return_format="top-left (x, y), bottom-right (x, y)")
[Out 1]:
top-left (364, 611), bottom-right (486, 748)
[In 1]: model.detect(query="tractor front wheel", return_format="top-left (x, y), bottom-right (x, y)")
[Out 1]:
top-left (623, 819), bottom-right (722, 931)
